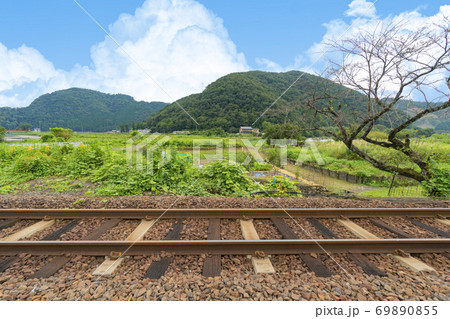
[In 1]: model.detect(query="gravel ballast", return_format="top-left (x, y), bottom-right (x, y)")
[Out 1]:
top-left (0, 252), bottom-right (448, 301)
top-left (0, 194), bottom-right (448, 209)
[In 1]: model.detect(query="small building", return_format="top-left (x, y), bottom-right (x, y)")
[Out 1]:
top-left (239, 126), bottom-right (259, 135)
top-left (172, 131), bottom-right (191, 134)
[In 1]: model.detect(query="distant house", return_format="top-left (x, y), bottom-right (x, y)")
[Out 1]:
top-left (172, 131), bottom-right (191, 134)
top-left (239, 126), bottom-right (259, 135)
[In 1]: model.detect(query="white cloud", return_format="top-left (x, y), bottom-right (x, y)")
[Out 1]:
top-left (345, 0), bottom-right (377, 18)
top-left (0, 43), bottom-right (63, 106)
top-left (257, 3), bottom-right (450, 101)
top-left (256, 54), bottom-right (315, 74)
top-left (0, 0), bottom-right (249, 107)
top-left (255, 58), bottom-right (284, 73)
top-left (327, 5), bottom-right (450, 100)
top-left (81, 0), bottom-right (249, 102)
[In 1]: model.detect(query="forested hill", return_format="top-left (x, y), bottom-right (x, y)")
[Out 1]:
top-left (0, 88), bottom-right (167, 132)
top-left (142, 71), bottom-right (448, 133)
top-left (141, 71), bottom-right (383, 133)
top-left (394, 100), bottom-right (449, 131)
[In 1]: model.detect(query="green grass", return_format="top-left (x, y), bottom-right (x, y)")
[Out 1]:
top-left (359, 186), bottom-right (426, 198)
top-left (287, 135), bottom-right (450, 187)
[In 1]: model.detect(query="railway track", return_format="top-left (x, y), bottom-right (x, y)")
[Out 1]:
top-left (0, 208), bottom-right (449, 279)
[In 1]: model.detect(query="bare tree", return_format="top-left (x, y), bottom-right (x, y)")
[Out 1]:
top-left (306, 17), bottom-right (450, 188)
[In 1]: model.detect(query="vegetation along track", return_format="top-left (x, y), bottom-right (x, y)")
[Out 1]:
top-left (0, 208), bottom-right (449, 279)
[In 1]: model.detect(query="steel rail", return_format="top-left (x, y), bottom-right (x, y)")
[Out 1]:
top-left (0, 208), bottom-right (448, 219)
top-left (0, 239), bottom-right (448, 256)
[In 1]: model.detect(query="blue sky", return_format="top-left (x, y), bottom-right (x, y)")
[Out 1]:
top-left (0, 0), bottom-right (443, 69)
top-left (0, 0), bottom-right (448, 107)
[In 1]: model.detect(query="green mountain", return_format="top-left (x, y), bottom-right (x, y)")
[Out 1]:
top-left (394, 100), bottom-right (448, 130)
top-left (143, 71), bottom-right (448, 133)
top-left (142, 71), bottom-right (400, 133)
top-left (0, 88), bottom-right (167, 132)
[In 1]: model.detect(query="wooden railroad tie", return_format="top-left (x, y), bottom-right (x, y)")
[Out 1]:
top-left (29, 256), bottom-right (72, 279)
top-left (306, 218), bottom-right (386, 276)
top-left (202, 218), bottom-right (222, 277)
top-left (0, 219), bottom-right (78, 276)
top-left (25, 220), bottom-right (80, 278)
top-left (0, 218), bottom-right (56, 274)
top-left (0, 257), bottom-right (18, 273)
top-left (0, 219), bottom-right (20, 232)
top-left (370, 218), bottom-right (449, 262)
top-left (239, 219), bottom-right (275, 274)
top-left (83, 218), bottom-right (121, 241)
top-left (436, 217), bottom-right (450, 227)
top-left (271, 217), bottom-right (332, 277)
top-left (368, 219), bottom-right (410, 238)
top-left (41, 220), bottom-right (79, 241)
top-left (92, 219), bottom-right (156, 276)
top-left (337, 218), bottom-right (435, 273)
top-left (144, 219), bottom-right (185, 279)
top-left (1, 219), bottom-right (55, 241)
top-left (405, 217), bottom-right (450, 238)
top-left (29, 219), bottom-right (121, 279)
top-left (336, 218), bottom-right (378, 240)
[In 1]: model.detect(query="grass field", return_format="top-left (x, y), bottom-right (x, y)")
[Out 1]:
top-left (0, 132), bottom-right (287, 197)
top-left (1, 132), bottom-right (448, 198)
top-left (286, 135), bottom-right (450, 187)
top-left (359, 186), bottom-right (426, 198)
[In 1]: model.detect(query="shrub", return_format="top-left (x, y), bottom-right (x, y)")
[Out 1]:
top-left (202, 128), bottom-right (228, 137)
top-left (13, 152), bottom-right (54, 177)
top-left (0, 126), bottom-right (6, 142)
top-left (248, 161), bottom-right (272, 171)
top-left (265, 148), bottom-right (282, 167)
top-left (40, 133), bottom-right (54, 143)
top-left (265, 175), bottom-right (298, 192)
top-left (422, 163), bottom-right (450, 198)
top-left (263, 122), bottom-right (304, 140)
top-left (64, 144), bottom-right (104, 176)
top-left (151, 149), bottom-right (193, 184)
top-left (200, 161), bottom-right (260, 196)
top-left (90, 147), bottom-right (194, 196)
top-left (50, 127), bottom-right (73, 141)
top-left (0, 145), bottom-right (15, 163)
top-left (235, 152), bottom-right (272, 171)
top-left (91, 163), bottom-right (158, 196)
